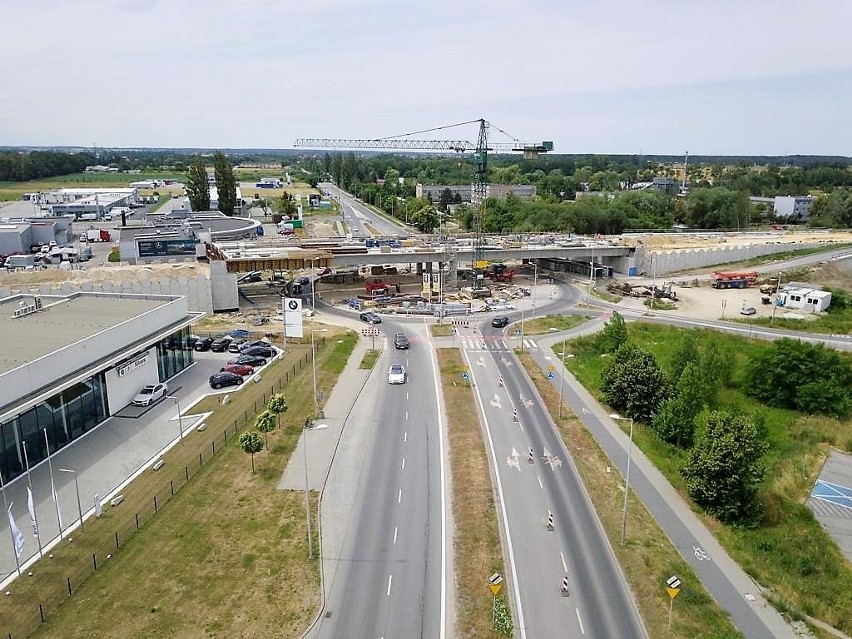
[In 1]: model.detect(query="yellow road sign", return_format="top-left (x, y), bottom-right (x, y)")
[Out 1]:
top-left (548, 365), bottom-right (555, 371)
top-left (489, 583), bottom-right (503, 596)
top-left (667, 587), bottom-right (680, 599)
top-left (475, 260), bottom-right (489, 269)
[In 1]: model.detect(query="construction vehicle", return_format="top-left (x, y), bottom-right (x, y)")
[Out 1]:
top-left (365, 279), bottom-right (390, 296)
top-left (484, 263), bottom-right (515, 282)
top-left (710, 271), bottom-right (759, 289)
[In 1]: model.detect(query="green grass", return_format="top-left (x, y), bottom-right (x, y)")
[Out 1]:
top-left (738, 244), bottom-right (852, 267)
top-left (359, 349), bottom-right (380, 369)
top-left (0, 333), bottom-right (357, 639)
top-left (563, 323), bottom-right (852, 632)
top-left (430, 323), bottom-right (454, 337)
top-left (518, 313), bottom-right (592, 335)
top-left (745, 307), bottom-right (852, 335)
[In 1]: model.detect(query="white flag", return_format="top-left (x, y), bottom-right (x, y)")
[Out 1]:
top-left (51, 481), bottom-right (63, 529)
top-left (94, 493), bottom-right (102, 518)
top-left (26, 487), bottom-right (38, 537)
top-left (7, 504), bottom-right (25, 558)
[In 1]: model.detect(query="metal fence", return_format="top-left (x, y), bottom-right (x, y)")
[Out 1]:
top-left (0, 345), bottom-right (321, 639)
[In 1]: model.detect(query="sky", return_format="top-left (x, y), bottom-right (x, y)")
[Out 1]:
top-left (1, 0), bottom-right (851, 156)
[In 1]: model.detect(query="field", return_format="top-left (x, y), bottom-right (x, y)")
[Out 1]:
top-left (0, 172), bottom-right (185, 201)
top-left (0, 331), bottom-right (356, 639)
top-left (563, 323), bottom-right (852, 633)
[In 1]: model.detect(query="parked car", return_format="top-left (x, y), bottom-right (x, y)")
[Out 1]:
top-left (187, 335), bottom-right (201, 349)
top-left (242, 346), bottom-right (275, 358)
top-left (740, 306), bottom-right (757, 316)
top-left (132, 383), bottom-right (168, 407)
top-left (228, 354), bottom-right (268, 367)
top-left (209, 372), bottom-right (244, 389)
top-left (193, 337), bottom-right (214, 351)
top-left (211, 335), bottom-right (234, 352)
top-left (359, 311), bottom-right (382, 324)
top-left (393, 333), bottom-right (410, 349)
top-left (491, 316), bottom-right (510, 328)
top-left (220, 363), bottom-right (253, 376)
top-left (227, 339), bottom-right (247, 353)
top-left (387, 364), bottom-right (406, 385)
top-left (238, 339), bottom-right (270, 352)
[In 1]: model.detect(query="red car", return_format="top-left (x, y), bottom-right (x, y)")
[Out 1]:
top-left (220, 363), bottom-right (253, 376)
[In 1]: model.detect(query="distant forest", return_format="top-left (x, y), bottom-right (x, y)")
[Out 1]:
top-left (2, 147), bottom-right (851, 231)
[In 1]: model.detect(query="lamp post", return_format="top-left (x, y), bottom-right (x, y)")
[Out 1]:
top-left (311, 329), bottom-right (328, 419)
top-left (59, 468), bottom-right (83, 532)
top-left (531, 262), bottom-right (539, 318)
top-left (311, 256), bottom-right (321, 309)
top-left (609, 413), bottom-right (634, 545)
top-left (165, 395), bottom-right (184, 444)
top-left (557, 342), bottom-right (566, 420)
top-left (303, 417), bottom-right (314, 560)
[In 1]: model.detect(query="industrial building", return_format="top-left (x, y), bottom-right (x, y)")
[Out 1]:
top-left (0, 216), bottom-right (72, 255)
top-left (44, 188), bottom-right (139, 220)
top-left (0, 292), bottom-right (202, 483)
top-left (778, 285), bottom-right (832, 313)
top-left (774, 196), bottom-right (816, 221)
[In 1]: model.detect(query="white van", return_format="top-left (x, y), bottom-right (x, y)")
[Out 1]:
top-left (4, 254), bottom-right (39, 270)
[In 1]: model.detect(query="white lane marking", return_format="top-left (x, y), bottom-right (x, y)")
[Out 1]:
top-left (387, 574), bottom-right (393, 596)
top-left (398, 489), bottom-right (402, 504)
top-left (401, 458), bottom-right (405, 470)
top-left (576, 608), bottom-right (585, 635)
top-left (404, 432), bottom-right (407, 443)
top-left (394, 527), bottom-right (399, 544)
top-left (406, 392), bottom-right (409, 400)
top-left (560, 552), bottom-right (568, 572)
top-left (426, 317), bottom-right (448, 639)
top-left (537, 476), bottom-right (544, 490)
top-left (405, 411), bottom-right (409, 421)
top-left (464, 352), bottom-right (528, 639)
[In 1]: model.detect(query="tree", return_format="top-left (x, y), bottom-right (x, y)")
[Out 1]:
top-left (267, 393), bottom-right (288, 429)
top-left (668, 330), bottom-right (700, 384)
top-left (186, 155), bottom-right (210, 212)
top-left (279, 191), bottom-right (297, 218)
top-left (681, 410), bottom-right (768, 524)
top-left (214, 150), bottom-right (237, 216)
top-left (601, 344), bottom-right (667, 423)
top-left (238, 432), bottom-right (264, 474)
top-left (652, 362), bottom-right (712, 447)
top-left (255, 410), bottom-right (277, 449)
top-left (596, 311), bottom-right (628, 353)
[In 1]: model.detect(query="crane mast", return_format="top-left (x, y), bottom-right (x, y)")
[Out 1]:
top-left (294, 118), bottom-right (552, 290)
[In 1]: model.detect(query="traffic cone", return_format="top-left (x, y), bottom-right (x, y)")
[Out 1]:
top-left (561, 576), bottom-right (570, 597)
top-left (527, 448), bottom-right (534, 463)
top-left (547, 510), bottom-right (554, 531)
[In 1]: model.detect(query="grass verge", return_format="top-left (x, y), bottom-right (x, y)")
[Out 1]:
top-left (438, 349), bottom-right (511, 638)
top-left (518, 313), bottom-right (591, 335)
top-left (359, 349), bottom-right (379, 369)
top-left (516, 350), bottom-right (744, 638)
top-left (1, 333), bottom-right (357, 639)
top-left (562, 323), bottom-right (852, 632)
top-left (430, 323), bottom-right (454, 337)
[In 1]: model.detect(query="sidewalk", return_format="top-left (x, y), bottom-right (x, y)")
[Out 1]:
top-left (530, 329), bottom-right (800, 639)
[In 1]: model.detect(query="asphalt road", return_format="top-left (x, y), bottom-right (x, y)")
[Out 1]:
top-left (311, 319), bottom-right (446, 638)
top-left (321, 182), bottom-right (409, 237)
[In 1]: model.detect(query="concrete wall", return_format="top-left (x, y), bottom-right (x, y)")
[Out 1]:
top-left (104, 350), bottom-right (159, 414)
top-left (210, 259), bottom-right (239, 312)
top-left (639, 241), bottom-right (835, 276)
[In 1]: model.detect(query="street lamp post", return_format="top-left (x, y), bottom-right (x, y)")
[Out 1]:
top-left (311, 329), bottom-right (329, 419)
top-left (531, 262), bottom-right (539, 318)
top-left (558, 343), bottom-right (567, 420)
top-left (609, 413), bottom-right (634, 545)
top-left (165, 395), bottom-right (184, 443)
top-left (303, 417), bottom-right (314, 560)
top-left (59, 468), bottom-right (84, 532)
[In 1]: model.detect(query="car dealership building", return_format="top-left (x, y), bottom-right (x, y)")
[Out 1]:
top-left (0, 292), bottom-right (202, 483)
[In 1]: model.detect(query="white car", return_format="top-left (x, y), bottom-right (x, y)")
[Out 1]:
top-left (387, 364), bottom-right (406, 385)
top-left (132, 382), bottom-right (168, 406)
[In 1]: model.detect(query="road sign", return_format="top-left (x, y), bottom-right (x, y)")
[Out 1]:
top-left (547, 372), bottom-right (554, 379)
top-left (488, 573), bottom-right (503, 596)
top-left (547, 364), bottom-right (555, 371)
top-left (666, 575), bottom-right (681, 599)
top-left (489, 583), bottom-right (503, 596)
top-left (462, 371), bottom-right (469, 380)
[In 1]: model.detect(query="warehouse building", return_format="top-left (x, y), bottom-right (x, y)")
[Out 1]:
top-left (46, 188), bottom-right (139, 220)
top-left (0, 292), bottom-right (202, 483)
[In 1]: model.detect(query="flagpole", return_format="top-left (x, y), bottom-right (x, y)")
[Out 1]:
top-left (22, 443), bottom-right (43, 558)
top-left (1, 474), bottom-right (22, 576)
top-left (43, 429), bottom-right (63, 539)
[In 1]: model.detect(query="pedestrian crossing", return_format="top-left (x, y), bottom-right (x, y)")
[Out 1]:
top-left (458, 338), bottom-right (538, 352)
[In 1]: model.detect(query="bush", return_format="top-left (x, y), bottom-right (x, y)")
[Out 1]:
top-left (107, 248), bottom-right (120, 262)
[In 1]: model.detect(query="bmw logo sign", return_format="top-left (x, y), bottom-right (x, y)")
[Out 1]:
top-left (288, 300), bottom-right (299, 310)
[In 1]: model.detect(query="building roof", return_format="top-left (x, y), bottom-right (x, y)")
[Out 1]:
top-left (0, 294), bottom-right (166, 376)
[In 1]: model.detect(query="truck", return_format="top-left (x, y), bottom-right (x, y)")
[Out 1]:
top-left (365, 279), bottom-right (390, 296)
top-left (79, 213), bottom-right (99, 221)
top-left (484, 263), bottom-right (515, 282)
top-left (83, 229), bottom-right (111, 242)
top-left (4, 254), bottom-right (40, 271)
top-left (710, 271), bottom-right (759, 289)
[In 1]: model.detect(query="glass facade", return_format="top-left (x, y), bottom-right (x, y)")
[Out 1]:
top-left (0, 328), bottom-right (194, 484)
top-left (0, 373), bottom-right (108, 483)
top-left (156, 327), bottom-right (194, 382)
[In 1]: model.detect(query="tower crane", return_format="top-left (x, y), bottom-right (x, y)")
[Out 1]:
top-left (295, 118), bottom-right (553, 288)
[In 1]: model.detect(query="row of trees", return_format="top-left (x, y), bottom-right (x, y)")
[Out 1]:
top-left (185, 151), bottom-right (238, 215)
top-left (0, 150), bottom-right (93, 182)
top-left (596, 316), bottom-right (852, 523)
top-left (238, 394), bottom-right (288, 473)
